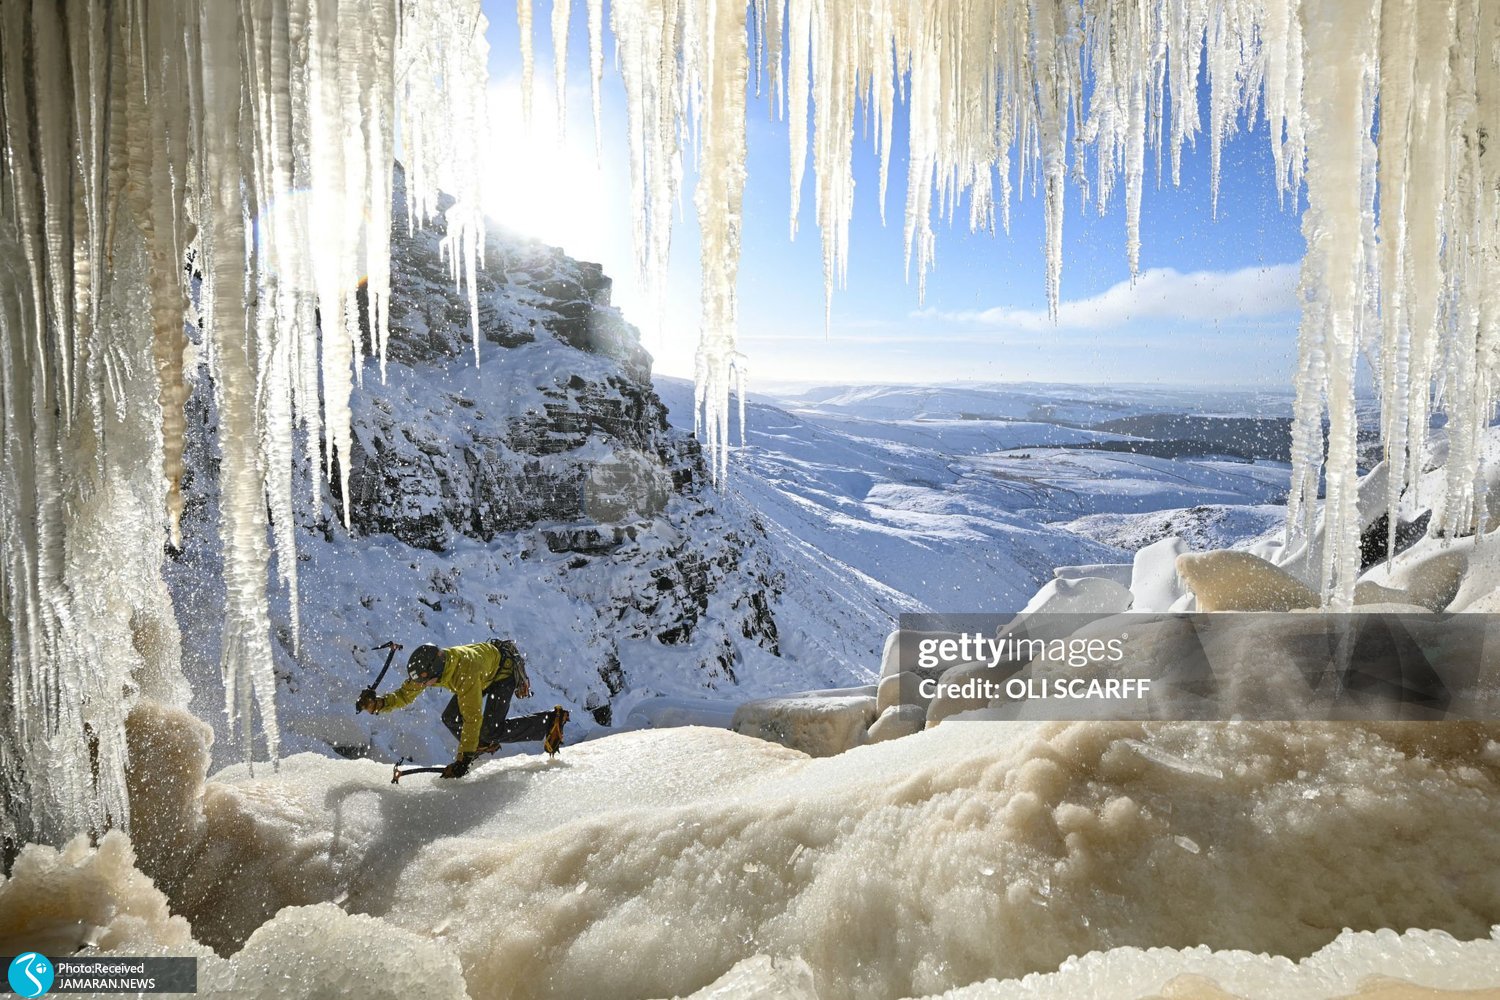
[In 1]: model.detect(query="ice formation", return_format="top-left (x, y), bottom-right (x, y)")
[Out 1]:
top-left (0, 0), bottom-right (489, 846)
top-left (2, 704), bottom-right (1496, 999)
top-left (571, 0), bottom-right (1499, 600)
top-left (1174, 550), bottom-right (1320, 612)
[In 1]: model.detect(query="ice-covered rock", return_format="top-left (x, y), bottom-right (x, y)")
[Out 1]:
top-left (1129, 536), bottom-right (1191, 612)
top-left (876, 629), bottom-right (956, 715)
top-left (346, 203), bottom-right (678, 546)
top-left (925, 660), bottom-right (1004, 726)
top-left (1175, 550), bottom-right (1319, 612)
top-left (866, 704), bottom-right (927, 744)
top-left (732, 690), bottom-right (878, 757)
top-left (976, 612), bottom-right (1496, 723)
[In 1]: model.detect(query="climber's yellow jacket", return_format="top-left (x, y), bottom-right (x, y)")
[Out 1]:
top-left (375, 642), bottom-right (517, 754)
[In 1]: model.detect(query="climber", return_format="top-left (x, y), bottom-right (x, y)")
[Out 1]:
top-left (356, 639), bottom-right (569, 777)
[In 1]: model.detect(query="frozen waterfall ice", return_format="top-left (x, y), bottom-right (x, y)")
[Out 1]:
top-left (0, 0), bottom-right (489, 846)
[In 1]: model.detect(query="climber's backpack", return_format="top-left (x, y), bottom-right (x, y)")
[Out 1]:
top-left (490, 638), bottom-right (529, 688)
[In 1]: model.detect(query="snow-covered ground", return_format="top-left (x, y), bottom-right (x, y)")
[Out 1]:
top-left (7, 703), bottom-right (1497, 999)
top-left (8, 381), bottom-right (1500, 998)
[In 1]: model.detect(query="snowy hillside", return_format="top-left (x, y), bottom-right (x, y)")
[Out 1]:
top-left (654, 378), bottom-right (1303, 618)
top-left (165, 213), bottom-right (880, 770)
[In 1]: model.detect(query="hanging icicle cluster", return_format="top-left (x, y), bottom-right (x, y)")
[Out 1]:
top-left (0, 0), bottom-right (488, 847)
top-left (534, 0), bottom-right (1497, 602)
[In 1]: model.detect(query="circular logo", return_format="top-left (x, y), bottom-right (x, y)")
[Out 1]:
top-left (8, 953), bottom-right (54, 998)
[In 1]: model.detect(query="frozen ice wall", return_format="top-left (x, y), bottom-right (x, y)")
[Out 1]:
top-left (578, 0), bottom-right (1500, 602)
top-left (0, 0), bottom-right (489, 847)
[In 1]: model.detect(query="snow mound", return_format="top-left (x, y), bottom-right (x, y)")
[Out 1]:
top-left (16, 703), bottom-right (1491, 1000)
top-left (927, 927), bottom-right (1500, 999)
top-left (1361, 544), bottom-right (1471, 613)
top-left (877, 629), bottom-right (952, 715)
top-left (0, 835), bottom-right (468, 999)
top-left (219, 903), bottom-right (469, 999)
top-left (868, 704), bottom-right (927, 744)
top-left (0, 832), bottom-right (200, 959)
top-left (1020, 577), bottom-right (1134, 616)
top-left (679, 954), bottom-right (819, 999)
top-left (1054, 563), bottom-right (1134, 586)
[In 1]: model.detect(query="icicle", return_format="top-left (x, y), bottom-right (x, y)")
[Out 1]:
top-left (200, 0), bottom-right (282, 760)
top-left (1287, 0), bottom-right (1379, 607)
top-left (553, 0), bottom-right (571, 138)
top-left (1375, 0), bottom-right (1420, 550)
top-left (1, 0), bottom-right (489, 847)
top-left (1029, 0), bottom-right (1078, 318)
top-left (610, 0), bottom-right (681, 328)
top-left (519, 0), bottom-right (535, 124)
top-left (588, 0), bottom-right (604, 155)
top-left (732, 352), bottom-right (748, 449)
top-left (786, 0), bottom-right (812, 241)
top-left (692, 0), bottom-right (749, 483)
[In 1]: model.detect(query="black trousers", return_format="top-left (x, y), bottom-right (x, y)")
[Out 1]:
top-left (441, 673), bottom-right (552, 749)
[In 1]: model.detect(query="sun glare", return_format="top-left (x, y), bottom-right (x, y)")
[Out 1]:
top-left (481, 82), bottom-right (613, 256)
top-left (479, 80), bottom-right (701, 377)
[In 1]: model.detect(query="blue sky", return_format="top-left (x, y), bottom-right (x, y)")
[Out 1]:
top-left (477, 1), bottom-right (1306, 387)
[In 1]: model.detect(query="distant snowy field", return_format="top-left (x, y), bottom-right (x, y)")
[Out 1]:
top-left (654, 377), bottom-right (1298, 613)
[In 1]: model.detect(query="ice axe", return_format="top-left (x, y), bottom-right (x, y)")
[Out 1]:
top-left (357, 640), bottom-right (403, 713)
top-left (391, 757), bottom-right (447, 784)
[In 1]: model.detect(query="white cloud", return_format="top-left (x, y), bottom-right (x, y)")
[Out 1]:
top-left (915, 263), bottom-right (1300, 331)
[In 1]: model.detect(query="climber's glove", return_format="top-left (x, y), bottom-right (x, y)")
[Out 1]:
top-left (356, 689), bottom-right (382, 714)
top-left (442, 753), bottom-right (474, 779)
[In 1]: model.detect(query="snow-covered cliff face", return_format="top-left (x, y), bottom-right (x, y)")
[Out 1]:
top-left (166, 212), bottom-right (856, 768)
top-left (343, 201), bottom-right (679, 549)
